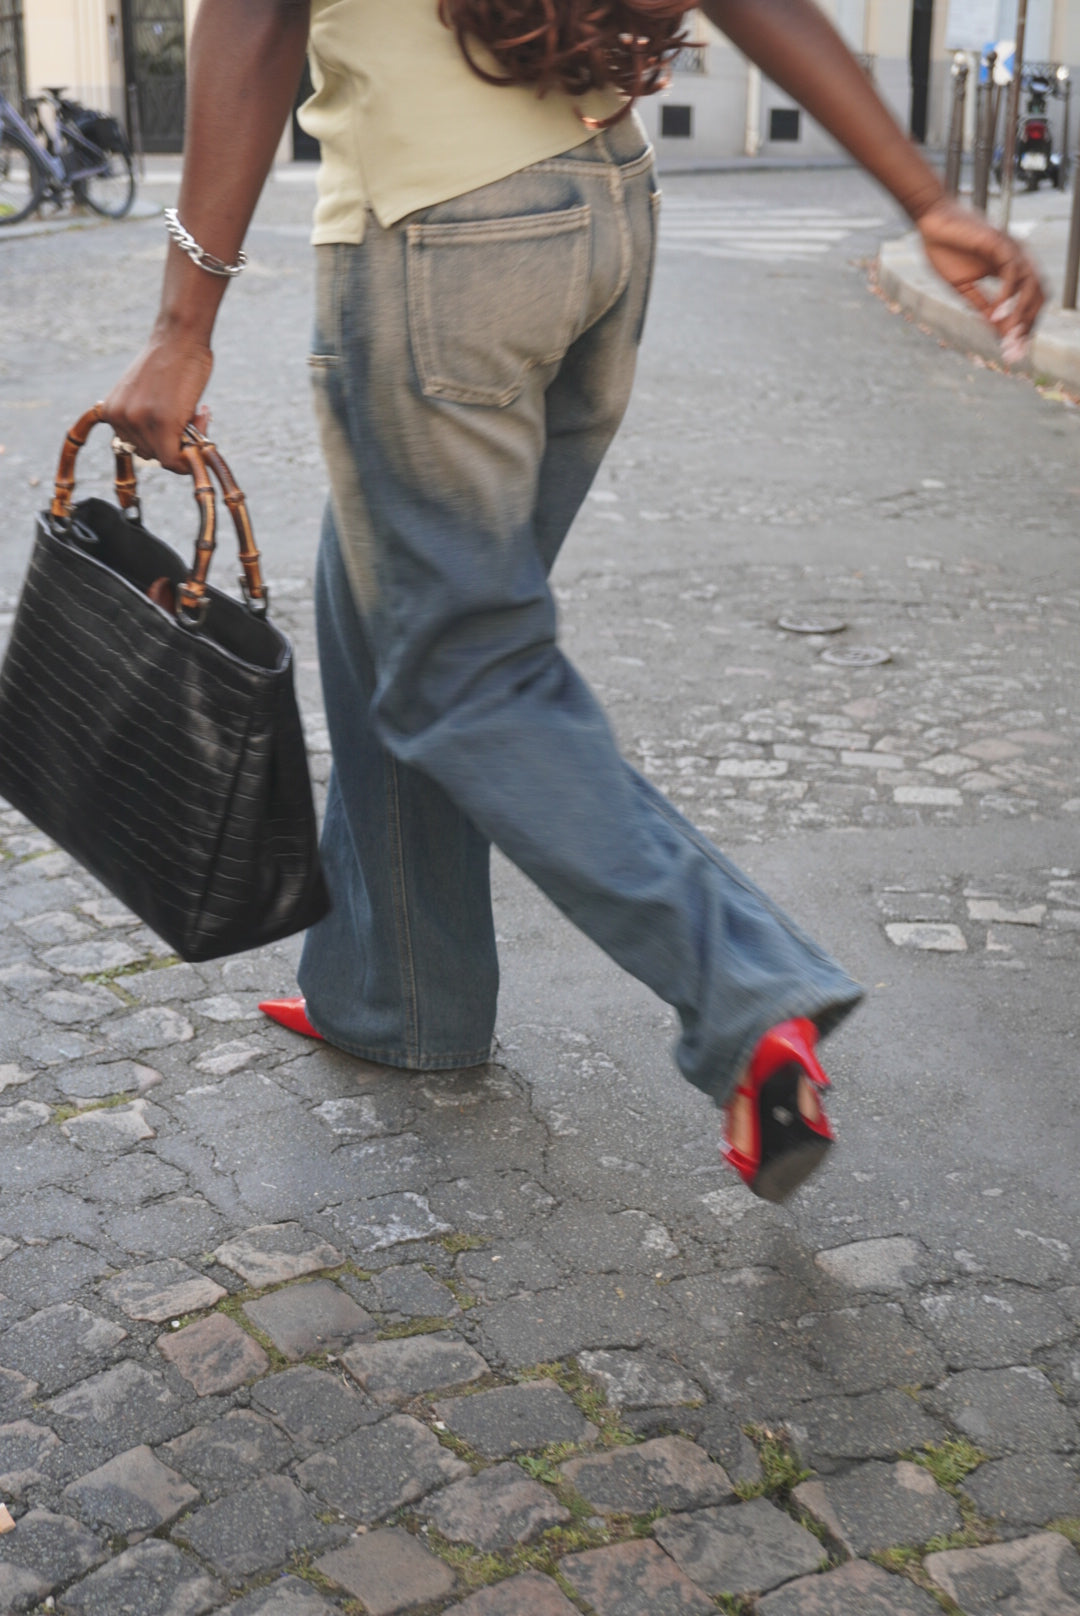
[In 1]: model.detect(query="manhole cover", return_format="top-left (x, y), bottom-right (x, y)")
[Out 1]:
top-left (777, 615), bottom-right (847, 635)
top-left (820, 645), bottom-right (893, 667)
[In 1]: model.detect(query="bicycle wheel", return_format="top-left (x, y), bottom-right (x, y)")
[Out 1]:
top-left (0, 128), bottom-right (46, 226)
top-left (75, 147), bottom-right (135, 219)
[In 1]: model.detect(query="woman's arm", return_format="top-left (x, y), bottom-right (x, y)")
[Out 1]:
top-left (104, 0), bottom-right (311, 471)
top-left (701, 0), bottom-right (1043, 351)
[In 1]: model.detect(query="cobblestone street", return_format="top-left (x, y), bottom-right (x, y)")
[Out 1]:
top-left (0, 166), bottom-right (1079, 1613)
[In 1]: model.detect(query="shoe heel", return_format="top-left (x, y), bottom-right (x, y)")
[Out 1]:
top-left (749, 1017), bottom-right (830, 1090)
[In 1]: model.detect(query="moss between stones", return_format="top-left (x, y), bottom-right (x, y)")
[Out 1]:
top-left (51, 1092), bottom-right (137, 1125)
top-left (376, 1316), bottom-right (454, 1341)
top-left (516, 1359), bottom-right (639, 1448)
top-left (735, 1425), bottom-right (809, 1502)
top-left (910, 1438), bottom-right (989, 1491)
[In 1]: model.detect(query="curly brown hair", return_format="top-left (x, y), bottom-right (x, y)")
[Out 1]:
top-left (438, 0), bottom-right (693, 122)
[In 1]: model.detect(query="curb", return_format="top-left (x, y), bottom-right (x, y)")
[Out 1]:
top-left (0, 196), bottom-right (160, 242)
top-left (878, 230), bottom-right (1080, 394)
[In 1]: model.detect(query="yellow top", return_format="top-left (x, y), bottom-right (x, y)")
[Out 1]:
top-left (299, 0), bottom-right (625, 245)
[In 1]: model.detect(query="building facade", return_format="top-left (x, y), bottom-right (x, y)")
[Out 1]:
top-left (11, 0), bottom-right (1080, 161)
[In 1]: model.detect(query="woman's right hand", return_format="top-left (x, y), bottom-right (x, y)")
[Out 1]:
top-left (101, 321), bottom-right (214, 474)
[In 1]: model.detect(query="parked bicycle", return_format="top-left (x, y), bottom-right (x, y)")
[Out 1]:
top-left (0, 71), bottom-right (135, 227)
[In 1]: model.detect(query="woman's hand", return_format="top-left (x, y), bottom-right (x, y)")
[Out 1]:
top-left (916, 197), bottom-right (1045, 362)
top-left (101, 320), bottom-right (214, 474)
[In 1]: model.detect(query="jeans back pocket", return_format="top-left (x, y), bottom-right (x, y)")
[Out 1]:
top-left (406, 203), bottom-right (591, 408)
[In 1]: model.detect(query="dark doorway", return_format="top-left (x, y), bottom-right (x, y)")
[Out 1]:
top-left (121, 0), bottom-right (186, 153)
top-left (292, 59), bottom-right (320, 161)
top-left (910, 0), bottom-right (934, 142)
top-left (0, 0), bottom-right (25, 108)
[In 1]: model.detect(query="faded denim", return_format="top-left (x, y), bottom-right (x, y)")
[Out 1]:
top-left (298, 116), bottom-right (863, 1099)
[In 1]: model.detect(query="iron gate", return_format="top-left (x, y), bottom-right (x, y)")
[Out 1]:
top-left (0, 0), bottom-right (25, 108)
top-left (122, 0), bottom-right (185, 153)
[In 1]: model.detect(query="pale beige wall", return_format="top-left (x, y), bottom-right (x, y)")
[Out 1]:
top-left (24, 0), bottom-right (125, 114)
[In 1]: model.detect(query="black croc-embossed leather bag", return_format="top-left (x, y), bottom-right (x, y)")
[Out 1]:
top-left (0, 405), bottom-right (330, 961)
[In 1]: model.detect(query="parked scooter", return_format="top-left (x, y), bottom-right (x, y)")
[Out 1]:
top-left (996, 69), bottom-right (1064, 190)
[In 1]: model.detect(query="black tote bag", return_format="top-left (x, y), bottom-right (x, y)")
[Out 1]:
top-left (0, 406), bottom-right (329, 961)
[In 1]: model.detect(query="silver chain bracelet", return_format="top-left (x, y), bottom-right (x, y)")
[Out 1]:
top-left (164, 208), bottom-right (248, 278)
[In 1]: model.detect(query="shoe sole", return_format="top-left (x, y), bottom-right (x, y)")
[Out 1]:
top-left (750, 1134), bottom-right (832, 1204)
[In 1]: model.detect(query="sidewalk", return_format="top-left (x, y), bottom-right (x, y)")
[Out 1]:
top-left (878, 185), bottom-right (1080, 392)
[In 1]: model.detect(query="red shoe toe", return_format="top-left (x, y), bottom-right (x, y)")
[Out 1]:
top-left (258, 996), bottom-right (324, 1041)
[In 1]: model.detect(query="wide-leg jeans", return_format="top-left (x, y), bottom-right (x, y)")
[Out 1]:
top-left (298, 116), bottom-right (863, 1102)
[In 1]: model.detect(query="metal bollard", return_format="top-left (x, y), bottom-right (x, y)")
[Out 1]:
top-left (1064, 110), bottom-right (1080, 309)
top-left (972, 51), bottom-right (997, 212)
top-left (945, 53), bottom-right (969, 196)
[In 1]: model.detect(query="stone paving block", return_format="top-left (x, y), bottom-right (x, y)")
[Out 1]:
top-left (561, 1436), bottom-right (732, 1515)
top-left (39, 986), bottom-right (121, 1025)
top-left (223, 1575), bottom-right (341, 1614)
top-left (444, 1571), bottom-right (579, 1615)
top-left (0, 1508), bottom-right (106, 1608)
top-left (331, 1191), bottom-right (452, 1254)
top-left (757, 1559), bottom-right (945, 1614)
top-left (654, 1497), bottom-right (824, 1596)
top-left (577, 1350), bottom-right (703, 1410)
top-left (176, 1473), bottom-right (341, 1580)
top-left (0, 1302), bottom-right (127, 1394)
top-left (476, 1277), bottom-right (664, 1368)
top-left (420, 1461), bottom-right (569, 1551)
top-left (47, 1359), bottom-right (188, 1449)
top-left (59, 1539), bottom-right (224, 1616)
top-left (937, 1284), bottom-right (1074, 1369)
top-left (158, 1313), bottom-right (271, 1395)
top-left (252, 1365), bottom-right (379, 1449)
top-left (0, 1368), bottom-right (38, 1418)
top-left (925, 1531), bottom-right (1080, 1615)
top-left (195, 1039), bottom-right (262, 1076)
top-left (560, 1538), bottom-right (718, 1615)
top-left (794, 1461), bottom-right (961, 1556)
top-left (962, 1452), bottom-right (1080, 1527)
top-left (88, 1152), bottom-right (186, 1206)
top-left (103, 1195), bottom-right (228, 1262)
top-left (790, 1304), bottom-right (944, 1395)
top-left (243, 1278), bottom-right (374, 1361)
top-left (0, 1239), bottom-right (114, 1309)
top-left (376, 1263), bottom-right (459, 1318)
top-left (103, 1259), bottom-right (227, 1323)
top-left (434, 1379), bottom-right (593, 1458)
top-left (457, 1240), bottom-right (562, 1302)
top-left (342, 1333), bottom-right (488, 1405)
top-left (57, 1059), bottom-right (162, 1100)
top-left (62, 1098), bottom-right (158, 1148)
top-left (213, 1223), bottom-right (343, 1287)
top-left (296, 1413), bottom-right (468, 1521)
top-left (814, 1237), bottom-right (923, 1291)
top-left (105, 1006), bottom-right (195, 1051)
top-left (931, 1367), bottom-right (1076, 1454)
top-left (63, 1442), bottom-right (200, 1537)
top-left (159, 1409), bottom-right (295, 1499)
top-left (0, 1419), bottom-right (60, 1497)
top-left (125, 965), bottom-right (207, 1004)
top-left (315, 1526), bottom-right (457, 1613)
top-left (43, 938), bottom-right (144, 976)
top-left (782, 1388), bottom-right (945, 1473)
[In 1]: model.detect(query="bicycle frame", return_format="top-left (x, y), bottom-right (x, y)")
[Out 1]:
top-left (0, 91), bottom-right (65, 187)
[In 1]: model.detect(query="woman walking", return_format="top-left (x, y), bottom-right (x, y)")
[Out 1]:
top-left (105, 0), bottom-right (1042, 1202)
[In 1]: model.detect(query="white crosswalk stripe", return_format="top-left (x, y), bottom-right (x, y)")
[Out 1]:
top-left (657, 197), bottom-right (886, 262)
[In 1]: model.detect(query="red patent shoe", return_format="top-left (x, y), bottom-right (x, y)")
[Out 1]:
top-left (721, 1018), bottom-right (834, 1203)
top-left (258, 996), bottom-right (324, 1041)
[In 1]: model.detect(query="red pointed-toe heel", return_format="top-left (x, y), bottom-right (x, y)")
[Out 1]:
top-left (721, 1018), bottom-right (834, 1204)
top-left (258, 996), bottom-right (324, 1042)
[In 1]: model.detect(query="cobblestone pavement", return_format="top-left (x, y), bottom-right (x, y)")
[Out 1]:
top-left (1, 167), bottom-right (1080, 1613)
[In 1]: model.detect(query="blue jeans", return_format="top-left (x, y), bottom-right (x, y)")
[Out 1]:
top-left (298, 117), bottom-right (862, 1102)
